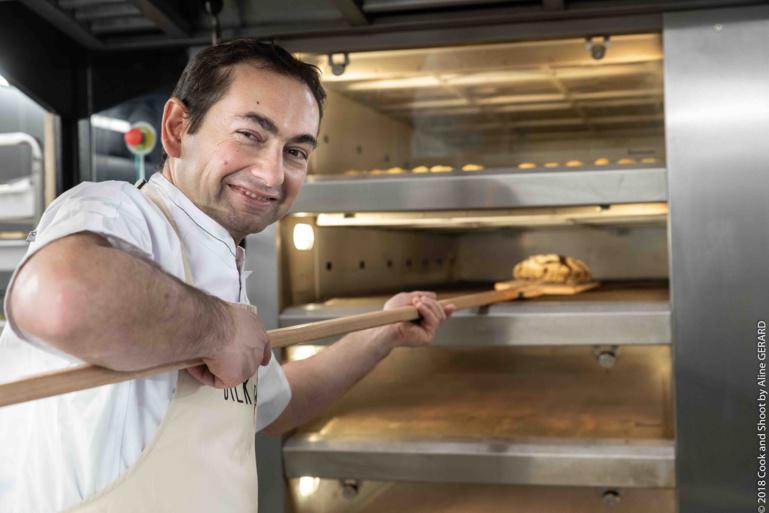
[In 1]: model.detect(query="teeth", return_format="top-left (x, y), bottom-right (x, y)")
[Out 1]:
top-left (235, 186), bottom-right (270, 201)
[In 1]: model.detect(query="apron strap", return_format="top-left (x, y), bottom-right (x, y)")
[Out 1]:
top-left (139, 183), bottom-right (194, 284)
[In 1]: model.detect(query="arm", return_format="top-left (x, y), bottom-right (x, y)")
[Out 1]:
top-left (263, 292), bottom-right (454, 435)
top-left (8, 231), bottom-right (270, 387)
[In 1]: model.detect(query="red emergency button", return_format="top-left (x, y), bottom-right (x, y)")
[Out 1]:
top-left (124, 128), bottom-right (144, 146)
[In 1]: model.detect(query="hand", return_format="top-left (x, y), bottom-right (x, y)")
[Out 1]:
top-left (187, 302), bottom-right (272, 388)
top-left (378, 291), bottom-right (455, 349)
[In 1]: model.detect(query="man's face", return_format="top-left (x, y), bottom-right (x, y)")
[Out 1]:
top-left (165, 63), bottom-right (320, 241)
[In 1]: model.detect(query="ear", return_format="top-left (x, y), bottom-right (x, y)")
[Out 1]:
top-left (161, 97), bottom-right (188, 159)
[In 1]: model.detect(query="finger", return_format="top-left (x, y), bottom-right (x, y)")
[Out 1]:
top-left (415, 299), bottom-right (440, 331)
top-left (261, 342), bottom-right (273, 366)
top-left (435, 300), bottom-right (448, 320)
top-left (187, 365), bottom-right (215, 387)
top-left (412, 291), bottom-right (437, 299)
top-left (422, 297), bottom-right (446, 321)
top-left (444, 303), bottom-right (457, 319)
top-left (385, 292), bottom-right (414, 309)
top-left (422, 299), bottom-right (446, 323)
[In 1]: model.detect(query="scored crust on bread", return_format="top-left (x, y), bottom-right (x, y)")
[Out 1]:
top-left (513, 254), bottom-right (592, 284)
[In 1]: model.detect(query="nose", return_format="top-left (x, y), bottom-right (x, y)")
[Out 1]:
top-left (250, 144), bottom-right (284, 188)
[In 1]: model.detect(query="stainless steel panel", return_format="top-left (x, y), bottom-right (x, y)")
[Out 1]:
top-left (291, 168), bottom-right (667, 213)
top-left (279, 14), bottom-right (663, 56)
top-left (284, 346), bottom-right (674, 487)
top-left (280, 283), bottom-right (671, 347)
top-left (283, 221), bottom-right (668, 303)
top-left (284, 436), bottom-right (675, 488)
top-left (0, 240), bottom-right (26, 273)
top-left (244, 224), bottom-right (285, 513)
top-left (364, 0), bottom-right (517, 12)
top-left (89, 16), bottom-right (156, 35)
top-left (456, 225), bottom-right (669, 282)
top-left (288, 479), bottom-right (675, 513)
top-left (313, 227), bottom-right (457, 301)
top-left (245, 224), bottom-right (281, 330)
top-left (0, 133), bottom-right (43, 222)
top-left (664, 5), bottom-right (769, 511)
top-left (72, 4), bottom-right (140, 21)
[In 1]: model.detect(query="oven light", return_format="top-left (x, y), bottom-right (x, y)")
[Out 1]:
top-left (298, 476), bottom-right (320, 497)
top-left (293, 223), bottom-right (315, 251)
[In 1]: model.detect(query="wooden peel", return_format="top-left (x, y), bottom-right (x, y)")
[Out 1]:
top-left (0, 262), bottom-right (599, 408)
top-left (494, 279), bottom-right (599, 297)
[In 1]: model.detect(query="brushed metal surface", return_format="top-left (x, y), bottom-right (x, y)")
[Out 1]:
top-left (284, 345), bottom-right (674, 487)
top-left (280, 282), bottom-right (671, 346)
top-left (290, 167), bottom-right (667, 213)
top-left (245, 225), bottom-right (281, 330)
top-left (664, 5), bottom-right (769, 511)
top-left (456, 225), bottom-right (669, 282)
top-left (285, 436), bottom-right (675, 488)
top-left (282, 221), bottom-right (669, 304)
top-left (0, 133), bottom-right (43, 222)
top-left (0, 240), bottom-right (26, 272)
top-left (287, 479), bottom-right (676, 513)
top-left (244, 225), bottom-right (285, 513)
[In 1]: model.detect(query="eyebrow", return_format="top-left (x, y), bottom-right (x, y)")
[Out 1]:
top-left (237, 112), bottom-right (317, 149)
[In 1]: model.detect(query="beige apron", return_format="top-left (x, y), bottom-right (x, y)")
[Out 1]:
top-left (67, 185), bottom-right (260, 513)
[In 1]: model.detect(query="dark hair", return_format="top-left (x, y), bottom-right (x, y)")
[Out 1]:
top-left (161, 39), bottom-right (326, 164)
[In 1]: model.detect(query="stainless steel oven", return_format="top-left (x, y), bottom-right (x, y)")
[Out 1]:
top-left (248, 32), bottom-right (678, 513)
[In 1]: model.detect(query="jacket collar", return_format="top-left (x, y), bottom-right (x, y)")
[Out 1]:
top-left (148, 173), bottom-right (237, 257)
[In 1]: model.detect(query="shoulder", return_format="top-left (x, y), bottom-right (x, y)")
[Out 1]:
top-left (32, 181), bottom-right (163, 261)
top-left (48, 180), bottom-right (149, 212)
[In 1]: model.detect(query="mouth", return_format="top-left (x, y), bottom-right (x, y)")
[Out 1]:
top-left (227, 184), bottom-right (279, 205)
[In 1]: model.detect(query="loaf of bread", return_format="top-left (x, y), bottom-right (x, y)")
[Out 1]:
top-left (513, 254), bottom-right (591, 284)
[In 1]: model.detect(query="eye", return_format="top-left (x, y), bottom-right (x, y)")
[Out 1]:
top-left (286, 147), bottom-right (309, 160)
top-left (236, 130), bottom-right (262, 142)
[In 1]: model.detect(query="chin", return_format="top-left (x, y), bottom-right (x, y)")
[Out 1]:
top-left (235, 219), bottom-right (272, 238)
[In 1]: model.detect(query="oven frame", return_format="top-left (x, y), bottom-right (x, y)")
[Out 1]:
top-left (244, 5), bottom-right (769, 512)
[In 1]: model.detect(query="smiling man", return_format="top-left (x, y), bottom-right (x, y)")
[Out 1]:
top-left (0, 40), bottom-right (453, 513)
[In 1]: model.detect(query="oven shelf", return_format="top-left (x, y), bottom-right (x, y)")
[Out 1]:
top-left (285, 436), bottom-right (674, 488)
top-left (287, 479), bottom-right (676, 513)
top-left (290, 167), bottom-right (667, 213)
top-left (283, 346), bottom-right (674, 488)
top-left (280, 282), bottom-right (670, 347)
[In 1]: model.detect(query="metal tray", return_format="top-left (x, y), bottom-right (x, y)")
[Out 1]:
top-left (284, 345), bottom-right (674, 487)
top-left (290, 167), bottom-right (667, 213)
top-left (280, 281), bottom-right (670, 347)
top-left (287, 479), bottom-right (675, 513)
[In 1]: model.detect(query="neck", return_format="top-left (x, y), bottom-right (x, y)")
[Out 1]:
top-left (160, 162), bottom-right (243, 245)
top-left (161, 162), bottom-right (174, 185)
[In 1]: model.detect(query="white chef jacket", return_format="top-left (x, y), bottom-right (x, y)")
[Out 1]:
top-left (0, 173), bottom-right (291, 513)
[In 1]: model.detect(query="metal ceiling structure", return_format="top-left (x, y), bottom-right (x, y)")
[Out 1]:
top-left (5, 0), bottom-right (768, 52)
top-left (304, 34), bottom-right (664, 150)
